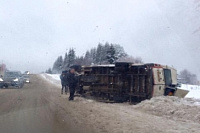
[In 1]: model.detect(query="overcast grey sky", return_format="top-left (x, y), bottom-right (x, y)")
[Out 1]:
top-left (0, 0), bottom-right (200, 77)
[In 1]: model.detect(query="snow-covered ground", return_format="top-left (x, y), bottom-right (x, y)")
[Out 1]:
top-left (41, 73), bottom-right (61, 87)
top-left (46, 74), bottom-right (61, 81)
top-left (179, 84), bottom-right (200, 99)
top-left (40, 73), bottom-right (200, 132)
top-left (134, 96), bottom-right (200, 123)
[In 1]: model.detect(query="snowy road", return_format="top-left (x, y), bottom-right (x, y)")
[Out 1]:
top-left (0, 74), bottom-right (200, 133)
top-left (0, 75), bottom-right (87, 133)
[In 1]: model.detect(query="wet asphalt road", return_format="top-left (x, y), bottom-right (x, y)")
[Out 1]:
top-left (0, 75), bottom-right (83, 133)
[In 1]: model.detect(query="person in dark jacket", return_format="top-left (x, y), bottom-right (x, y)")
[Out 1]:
top-left (60, 71), bottom-right (68, 94)
top-left (66, 67), bottom-right (78, 101)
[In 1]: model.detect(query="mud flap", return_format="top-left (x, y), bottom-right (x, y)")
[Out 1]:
top-left (174, 88), bottom-right (189, 98)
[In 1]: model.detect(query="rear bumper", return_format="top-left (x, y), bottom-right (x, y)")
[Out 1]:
top-left (0, 81), bottom-right (21, 87)
top-left (11, 81), bottom-right (22, 87)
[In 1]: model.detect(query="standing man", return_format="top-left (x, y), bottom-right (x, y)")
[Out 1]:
top-left (67, 67), bottom-right (78, 101)
top-left (60, 71), bottom-right (68, 94)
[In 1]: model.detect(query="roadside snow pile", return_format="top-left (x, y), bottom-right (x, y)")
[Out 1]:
top-left (40, 73), bottom-right (61, 86)
top-left (46, 74), bottom-right (61, 81)
top-left (134, 96), bottom-right (200, 123)
top-left (179, 84), bottom-right (200, 99)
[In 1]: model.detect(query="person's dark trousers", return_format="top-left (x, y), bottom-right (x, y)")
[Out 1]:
top-left (64, 86), bottom-right (68, 94)
top-left (61, 85), bottom-right (64, 94)
top-left (65, 86), bottom-right (69, 94)
top-left (61, 84), bottom-right (68, 94)
top-left (69, 87), bottom-right (75, 101)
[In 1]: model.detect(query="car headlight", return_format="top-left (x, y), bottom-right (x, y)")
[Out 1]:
top-left (0, 78), bottom-right (3, 82)
top-left (13, 78), bottom-right (19, 82)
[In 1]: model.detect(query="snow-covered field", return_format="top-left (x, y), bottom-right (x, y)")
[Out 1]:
top-left (179, 84), bottom-right (200, 99)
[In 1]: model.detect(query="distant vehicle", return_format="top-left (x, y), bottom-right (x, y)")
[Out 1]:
top-left (22, 74), bottom-right (30, 83)
top-left (0, 71), bottom-right (24, 88)
top-left (0, 75), bottom-right (3, 88)
top-left (24, 71), bottom-right (30, 75)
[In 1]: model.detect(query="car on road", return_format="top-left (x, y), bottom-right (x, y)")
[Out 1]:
top-left (24, 71), bottom-right (30, 75)
top-left (0, 71), bottom-right (24, 88)
top-left (0, 75), bottom-right (3, 88)
top-left (22, 74), bottom-right (30, 83)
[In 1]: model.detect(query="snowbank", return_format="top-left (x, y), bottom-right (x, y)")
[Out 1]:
top-left (40, 73), bottom-right (61, 87)
top-left (46, 74), bottom-right (61, 81)
top-left (179, 84), bottom-right (200, 99)
top-left (134, 96), bottom-right (200, 123)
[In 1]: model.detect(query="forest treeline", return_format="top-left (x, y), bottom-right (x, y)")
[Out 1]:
top-left (46, 42), bottom-right (142, 74)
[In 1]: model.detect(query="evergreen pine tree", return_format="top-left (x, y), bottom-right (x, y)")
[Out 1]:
top-left (113, 44), bottom-right (127, 58)
top-left (84, 50), bottom-right (91, 65)
top-left (96, 43), bottom-right (103, 64)
top-left (90, 48), bottom-right (97, 64)
top-left (49, 42), bottom-right (142, 72)
top-left (52, 56), bottom-right (63, 73)
top-left (67, 48), bottom-right (76, 67)
top-left (46, 68), bottom-right (52, 74)
top-left (107, 45), bottom-right (118, 64)
top-left (101, 42), bottom-right (110, 64)
top-left (63, 52), bottom-right (68, 70)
